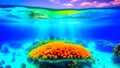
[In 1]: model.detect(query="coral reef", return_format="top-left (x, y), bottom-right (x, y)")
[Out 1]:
top-left (112, 43), bottom-right (120, 64)
top-left (0, 60), bottom-right (11, 68)
top-left (5, 65), bottom-right (11, 68)
top-left (38, 58), bottom-right (94, 68)
top-left (28, 40), bottom-right (94, 68)
top-left (20, 63), bottom-right (26, 68)
top-left (113, 43), bottom-right (120, 57)
top-left (29, 41), bottom-right (91, 60)
top-left (28, 39), bottom-right (78, 52)
top-left (112, 43), bottom-right (120, 63)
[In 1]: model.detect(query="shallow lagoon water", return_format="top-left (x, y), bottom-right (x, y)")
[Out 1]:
top-left (0, 6), bottom-right (120, 68)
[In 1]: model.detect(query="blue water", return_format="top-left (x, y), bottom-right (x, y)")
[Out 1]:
top-left (0, 6), bottom-right (120, 68)
top-left (0, 19), bottom-right (120, 42)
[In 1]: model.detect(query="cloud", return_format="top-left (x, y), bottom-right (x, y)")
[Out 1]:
top-left (50, 0), bottom-right (60, 4)
top-left (80, 2), bottom-right (92, 7)
top-left (50, 0), bottom-right (74, 7)
top-left (111, 0), bottom-right (120, 5)
top-left (70, 0), bottom-right (78, 3)
top-left (50, 0), bottom-right (79, 3)
top-left (80, 0), bottom-right (120, 7)
top-left (80, 1), bottom-right (110, 7)
top-left (61, 3), bottom-right (73, 7)
top-left (50, 0), bottom-right (120, 8)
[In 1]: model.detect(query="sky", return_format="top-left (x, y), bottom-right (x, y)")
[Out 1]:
top-left (0, 0), bottom-right (120, 8)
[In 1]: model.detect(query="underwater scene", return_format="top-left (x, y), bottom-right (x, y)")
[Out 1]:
top-left (0, 5), bottom-right (120, 68)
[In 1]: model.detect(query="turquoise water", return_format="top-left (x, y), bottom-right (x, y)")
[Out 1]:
top-left (0, 6), bottom-right (120, 68)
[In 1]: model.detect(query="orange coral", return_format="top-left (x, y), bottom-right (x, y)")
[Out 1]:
top-left (28, 41), bottom-right (91, 60)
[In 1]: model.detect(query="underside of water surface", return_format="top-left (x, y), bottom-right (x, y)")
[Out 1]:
top-left (0, 6), bottom-right (120, 68)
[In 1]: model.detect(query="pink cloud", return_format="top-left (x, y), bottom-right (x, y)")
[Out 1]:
top-left (111, 0), bottom-right (120, 5)
top-left (50, 0), bottom-right (78, 3)
top-left (61, 3), bottom-right (73, 7)
top-left (50, 0), bottom-right (120, 8)
top-left (49, 0), bottom-right (74, 7)
top-left (50, 0), bottom-right (60, 4)
top-left (80, 2), bottom-right (92, 7)
top-left (70, 0), bottom-right (78, 3)
top-left (80, 1), bottom-right (110, 7)
top-left (80, 0), bottom-right (120, 7)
